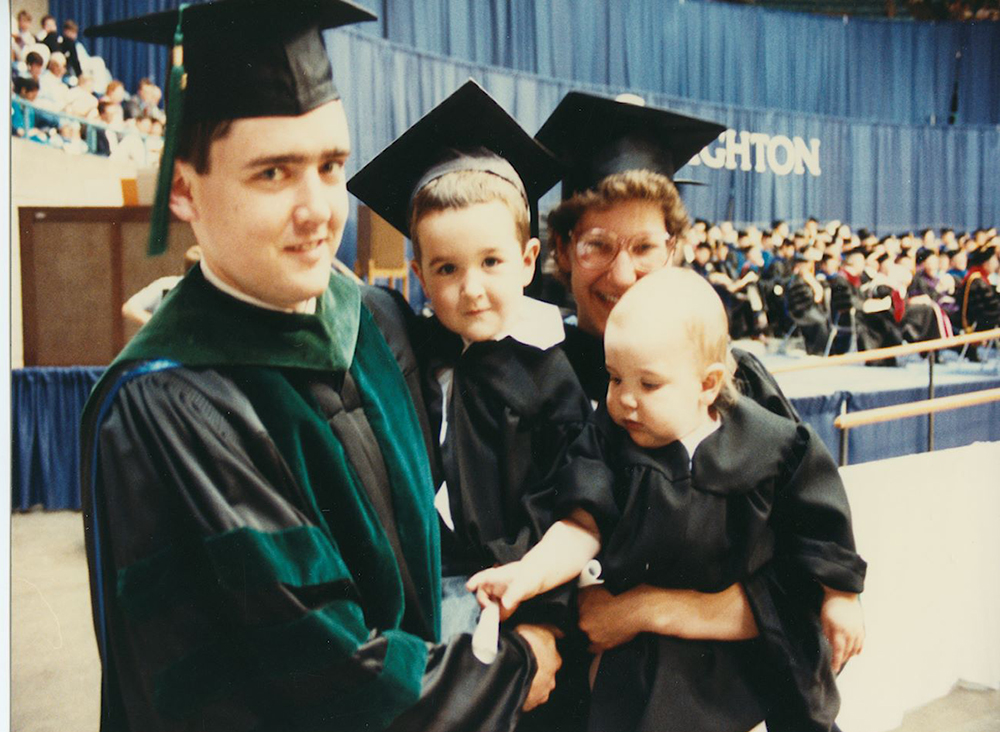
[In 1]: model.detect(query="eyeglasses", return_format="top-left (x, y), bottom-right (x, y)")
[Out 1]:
top-left (572, 228), bottom-right (674, 273)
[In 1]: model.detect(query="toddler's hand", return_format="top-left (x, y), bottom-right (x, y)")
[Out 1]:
top-left (467, 562), bottom-right (542, 621)
top-left (820, 587), bottom-right (865, 673)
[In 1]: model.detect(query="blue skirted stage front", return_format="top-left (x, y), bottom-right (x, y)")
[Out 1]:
top-left (763, 353), bottom-right (1000, 464)
top-left (10, 358), bottom-right (1000, 510)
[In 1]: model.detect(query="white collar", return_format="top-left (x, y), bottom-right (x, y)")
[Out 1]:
top-left (200, 259), bottom-right (317, 315)
top-left (467, 296), bottom-right (564, 351)
top-left (679, 412), bottom-right (722, 466)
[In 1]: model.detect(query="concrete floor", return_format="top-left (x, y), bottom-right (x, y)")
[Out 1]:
top-left (10, 510), bottom-right (1000, 731)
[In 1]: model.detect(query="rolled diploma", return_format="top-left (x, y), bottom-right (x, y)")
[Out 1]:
top-left (578, 559), bottom-right (604, 588)
top-left (471, 559), bottom-right (604, 666)
top-left (471, 601), bottom-right (500, 664)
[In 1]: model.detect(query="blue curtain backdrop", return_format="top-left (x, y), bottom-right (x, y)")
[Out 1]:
top-left (327, 28), bottom-right (998, 261)
top-left (52, 0), bottom-right (1000, 125)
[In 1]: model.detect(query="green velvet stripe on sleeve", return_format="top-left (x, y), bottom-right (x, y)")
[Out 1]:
top-left (126, 359), bottom-right (433, 728)
top-left (116, 525), bottom-right (353, 622)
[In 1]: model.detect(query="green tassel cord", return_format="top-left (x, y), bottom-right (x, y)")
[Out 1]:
top-left (148, 4), bottom-right (189, 256)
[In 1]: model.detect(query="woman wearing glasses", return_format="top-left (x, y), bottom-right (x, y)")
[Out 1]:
top-left (535, 93), bottom-right (866, 732)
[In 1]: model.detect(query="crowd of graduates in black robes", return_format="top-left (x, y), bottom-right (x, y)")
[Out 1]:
top-left (670, 218), bottom-right (1000, 362)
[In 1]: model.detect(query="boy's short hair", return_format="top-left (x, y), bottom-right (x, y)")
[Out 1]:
top-left (26, 52), bottom-right (43, 67)
top-left (546, 169), bottom-right (690, 275)
top-left (63, 19), bottom-right (78, 33)
top-left (408, 169), bottom-right (530, 264)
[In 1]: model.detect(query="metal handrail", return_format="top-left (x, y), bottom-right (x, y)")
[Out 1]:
top-left (770, 327), bottom-right (1000, 374)
top-left (11, 96), bottom-right (162, 166)
top-left (769, 326), bottom-right (1000, 465)
top-left (833, 387), bottom-right (1000, 465)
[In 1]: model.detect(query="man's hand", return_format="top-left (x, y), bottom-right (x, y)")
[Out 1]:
top-left (577, 586), bottom-right (644, 653)
top-left (515, 623), bottom-right (562, 712)
top-left (578, 583), bottom-right (759, 652)
top-left (820, 587), bottom-right (865, 673)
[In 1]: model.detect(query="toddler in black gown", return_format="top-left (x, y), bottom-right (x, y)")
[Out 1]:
top-left (469, 267), bottom-right (867, 732)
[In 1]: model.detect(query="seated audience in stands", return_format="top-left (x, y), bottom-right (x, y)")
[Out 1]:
top-left (36, 14), bottom-right (59, 52)
top-left (21, 50), bottom-right (44, 84)
top-left (94, 98), bottom-right (123, 157)
top-left (12, 9), bottom-right (35, 62)
top-left (785, 248), bottom-right (831, 354)
top-left (124, 77), bottom-right (165, 122)
top-left (62, 72), bottom-right (99, 118)
top-left (11, 77), bottom-right (39, 135)
top-left (959, 246), bottom-right (1000, 342)
top-left (828, 247), bottom-right (903, 362)
top-left (54, 118), bottom-right (88, 155)
top-left (37, 51), bottom-right (68, 110)
top-left (59, 20), bottom-right (83, 79)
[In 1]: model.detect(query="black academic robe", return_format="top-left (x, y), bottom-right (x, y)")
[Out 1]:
top-left (409, 316), bottom-right (592, 627)
top-left (785, 274), bottom-right (831, 355)
top-left (553, 400), bottom-right (866, 732)
top-left (960, 271), bottom-right (1000, 331)
top-left (80, 269), bottom-right (537, 732)
top-left (557, 324), bottom-right (864, 732)
top-left (828, 275), bottom-right (904, 358)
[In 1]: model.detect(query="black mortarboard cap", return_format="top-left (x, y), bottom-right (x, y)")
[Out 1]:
top-left (534, 91), bottom-right (726, 199)
top-left (86, 0), bottom-right (375, 124)
top-left (968, 246), bottom-right (997, 267)
top-left (915, 248), bottom-right (934, 265)
top-left (347, 80), bottom-right (562, 238)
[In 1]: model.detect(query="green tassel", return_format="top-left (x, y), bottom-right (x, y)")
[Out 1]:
top-left (147, 4), bottom-right (189, 257)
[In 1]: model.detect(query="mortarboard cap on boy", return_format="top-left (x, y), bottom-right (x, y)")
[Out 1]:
top-left (534, 91), bottom-right (726, 199)
top-left (86, 0), bottom-right (376, 254)
top-left (347, 79), bottom-right (562, 239)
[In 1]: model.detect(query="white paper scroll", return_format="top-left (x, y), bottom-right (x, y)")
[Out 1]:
top-left (471, 601), bottom-right (500, 664)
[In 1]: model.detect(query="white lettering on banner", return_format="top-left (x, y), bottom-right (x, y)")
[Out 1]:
top-left (687, 129), bottom-right (822, 177)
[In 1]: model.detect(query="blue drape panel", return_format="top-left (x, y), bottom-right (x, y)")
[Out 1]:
top-left (50, 0), bottom-right (1000, 124)
top-left (327, 29), bottom-right (998, 242)
top-left (12, 367), bottom-right (105, 511)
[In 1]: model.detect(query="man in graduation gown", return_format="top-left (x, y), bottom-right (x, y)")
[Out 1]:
top-left (79, 3), bottom-right (559, 731)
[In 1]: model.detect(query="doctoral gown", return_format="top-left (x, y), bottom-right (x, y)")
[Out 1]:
top-left (553, 399), bottom-right (866, 732)
top-left (80, 268), bottom-right (538, 732)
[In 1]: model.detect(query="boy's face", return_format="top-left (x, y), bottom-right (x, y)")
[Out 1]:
top-left (171, 100), bottom-right (350, 312)
top-left (605, 319), bottom-right (713, 449)
top-left (413, 200), bottom-right (538, 343)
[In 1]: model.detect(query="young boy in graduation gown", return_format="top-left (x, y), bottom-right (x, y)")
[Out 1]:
top-left (348, 81), bottom-right (593, 730)
top-left (79, 4), bottom-right (560, 731)
top-left (470, 268), bottom-right (868, 732)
